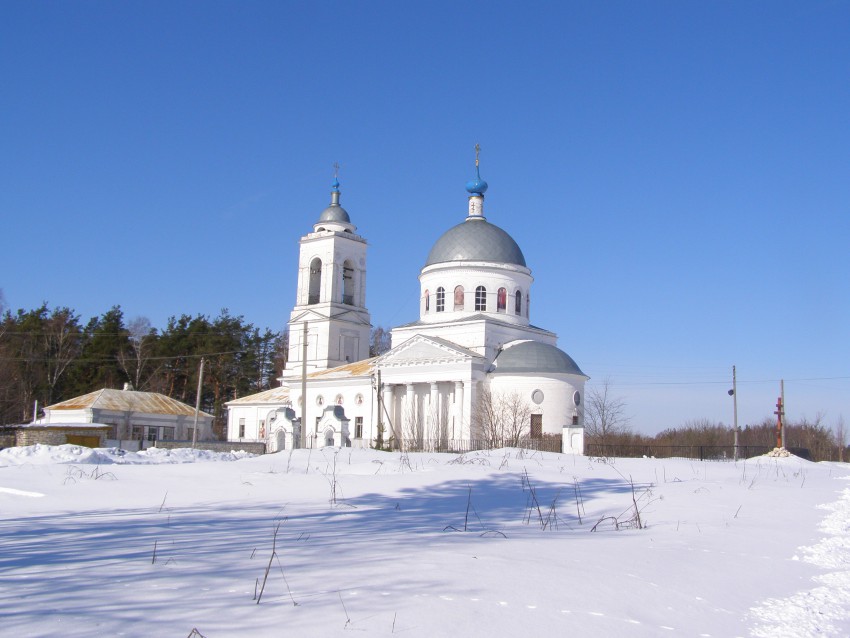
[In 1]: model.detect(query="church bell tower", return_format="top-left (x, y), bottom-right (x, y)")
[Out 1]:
top-left (283, 175), bottom-right (372, 376)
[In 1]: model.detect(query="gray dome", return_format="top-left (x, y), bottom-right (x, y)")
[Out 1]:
top-left (318, 204), bottom-right (351, 223)
top-left (493, 341), bottom-right (586, 376)
top-left (424, 218), bottom-right (526, 267)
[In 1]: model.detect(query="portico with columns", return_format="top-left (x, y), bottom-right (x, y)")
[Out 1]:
top-left (374, 334), bottom-right (489, 446)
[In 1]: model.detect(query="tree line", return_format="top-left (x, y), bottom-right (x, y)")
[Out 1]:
top-left (0, 292), bottom-right (396, 437)
top-left (584, 380), bottom-right (848, 463)
top-left (0, 301), bottom-right (286, 436)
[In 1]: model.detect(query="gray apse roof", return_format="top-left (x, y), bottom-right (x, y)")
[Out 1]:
top-left (492, 341), bottom-right (587, 377)
top-left (424, 217), bottom-right (526, 267)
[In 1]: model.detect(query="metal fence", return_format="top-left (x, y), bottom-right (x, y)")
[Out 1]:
top-left (396, 437), bottom-right (562, 454)
top-left (584, 443), bottom-right (811, 461)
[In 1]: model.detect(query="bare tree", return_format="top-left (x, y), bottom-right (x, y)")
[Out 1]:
top-left (43, 307), bottom-right (83, 405)
top-left (402, 396), bottom-right (423, 451)
top-left (0, 289), bottom-right (7, 339)
top-left (473, 388), bottom-right (533, 448)
top-left (370, 326), bottom-right (392, 356)
top-left (473, 387), bottom-right (500, 446)
top-left (584, 378), bottom-right (631, 450)
top-left (118, 316), bottom-right (157, 390)
top-left (499, 391), bottom-right (533, 447)
top-left (425, 391), bottom-right (451, 447)
top-left (835, 415), bottom-right (846, 463)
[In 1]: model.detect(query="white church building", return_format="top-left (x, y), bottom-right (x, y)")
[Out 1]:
top-left (226, 154), bottom-right (588, 454)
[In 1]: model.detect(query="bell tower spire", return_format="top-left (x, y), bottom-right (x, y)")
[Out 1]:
top-left (466, 143), bottom-right (488, 218)
top-left (284, 169), bottom-right (372, 376)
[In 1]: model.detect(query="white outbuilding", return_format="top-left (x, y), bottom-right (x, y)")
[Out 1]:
top-left (43, 385), bottom-right (214, 449)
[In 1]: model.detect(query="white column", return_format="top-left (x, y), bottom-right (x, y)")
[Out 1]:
top-left (454, 381), bottom-right (464, 441)
top-left (405, 383), bottom-right (416, 445)
top-left (382, 383), bottom-right (395, 443)
top-left (428, 382), bottom-right (439, 441)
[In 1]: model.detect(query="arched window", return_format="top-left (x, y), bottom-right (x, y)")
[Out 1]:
top-left (308, 258), bottom-right (322, 304)
top-left (342, 259), bottom-right (355, 305)
top-left (436, 287), bottom-right (445, 312)
top-left (475, 286), bottom-right (486, 311)
top-left (497, 287), bottom-right (507, 312)
top-left (515, 290), bottom-right (522, 315)
top-left (454, 286), bottom-right (464, 310)
top-left (424, 289), bottom-right (430, 312)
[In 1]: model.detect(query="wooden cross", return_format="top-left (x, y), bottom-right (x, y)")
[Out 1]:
top-left (774, 397), bottom-right (784, 448)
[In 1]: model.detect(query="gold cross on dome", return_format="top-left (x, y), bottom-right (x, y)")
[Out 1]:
top-left (474, 143), bottom-right (481, 166)
top-left (333, 162), bottom-right (340, 179)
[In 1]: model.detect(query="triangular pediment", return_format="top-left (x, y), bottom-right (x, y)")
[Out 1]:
top-left (376, 334), bottom-right (484, 368)
top-left (289, 307), bottom-right (370, 326)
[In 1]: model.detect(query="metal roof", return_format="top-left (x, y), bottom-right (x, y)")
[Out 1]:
top-left (307, 357), bottom-right (377, 379)
top-left (17, 422), bottom-right (111, 430)
top-left (46, 389), bottom-right (213, 417)
top-left (492, 341), bottom-right (587, 377)
top-left (424, 217), bottom-right (526, 267)
top-left (318, 203), bottom-right (351, 223)
top-left (226, 386), bottom-right (291, 405)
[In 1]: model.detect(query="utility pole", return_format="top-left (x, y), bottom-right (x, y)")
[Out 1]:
top-left (731, 365), bottom-right (739, 461)
top-left (192, 357), bottom-right (205, 449)
top-left (780, 379), bottom-right (786, 450)
top-left (376, 369), bottom-right (384, 449)
top-left (300, 322), bottom-right (308, 449)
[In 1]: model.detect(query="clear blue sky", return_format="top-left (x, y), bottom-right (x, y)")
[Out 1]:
top-left (2, 1), bottom-right (848, 435)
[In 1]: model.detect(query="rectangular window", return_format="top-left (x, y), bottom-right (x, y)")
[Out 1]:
top-left (436, 287), bottom-right (445, 312)
top-left (161, 427), bottom-right (175, 441)
top-left (107, 423), bottom-right (118, 440)
top-left (239, 418), bottom-right (246, 438)
top-left (132, 425), bottom-right (143, 440)
top-left (145, 426), bottom-right (158, 442)
top-left (355, 417), bottom-right (363, 439)
top-left (187, 427), bottom-right (194, 441)
top-left (530, 414), bottom-right (542, 439)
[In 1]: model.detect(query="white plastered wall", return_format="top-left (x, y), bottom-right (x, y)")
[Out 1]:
top-left (487, 373), bottom-right (586, 437)
top-left (286, 228), bottom-right (371, 372)
top-left (418, 261), bottom-right (533, 328)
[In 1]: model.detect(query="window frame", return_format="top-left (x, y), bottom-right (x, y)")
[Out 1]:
top-left (475, 286), bottom-right (487, 311)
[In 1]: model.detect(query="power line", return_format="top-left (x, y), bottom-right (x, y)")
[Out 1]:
top-left (603, 375), bottom-right (850, 387)
top-left (0, 350), bottom-right (247, 363)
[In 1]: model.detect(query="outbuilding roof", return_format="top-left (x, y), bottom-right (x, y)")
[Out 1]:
top-left (46, 389), bottom-right (213, 417)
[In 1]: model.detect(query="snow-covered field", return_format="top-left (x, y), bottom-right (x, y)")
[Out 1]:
top-left (1, 445), bottom-right (848, 637)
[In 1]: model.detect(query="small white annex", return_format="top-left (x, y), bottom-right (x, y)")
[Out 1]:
top-left (226, 157), bottom-right (588, 454)
top-left (42, 385), bottom-right (215, 448)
